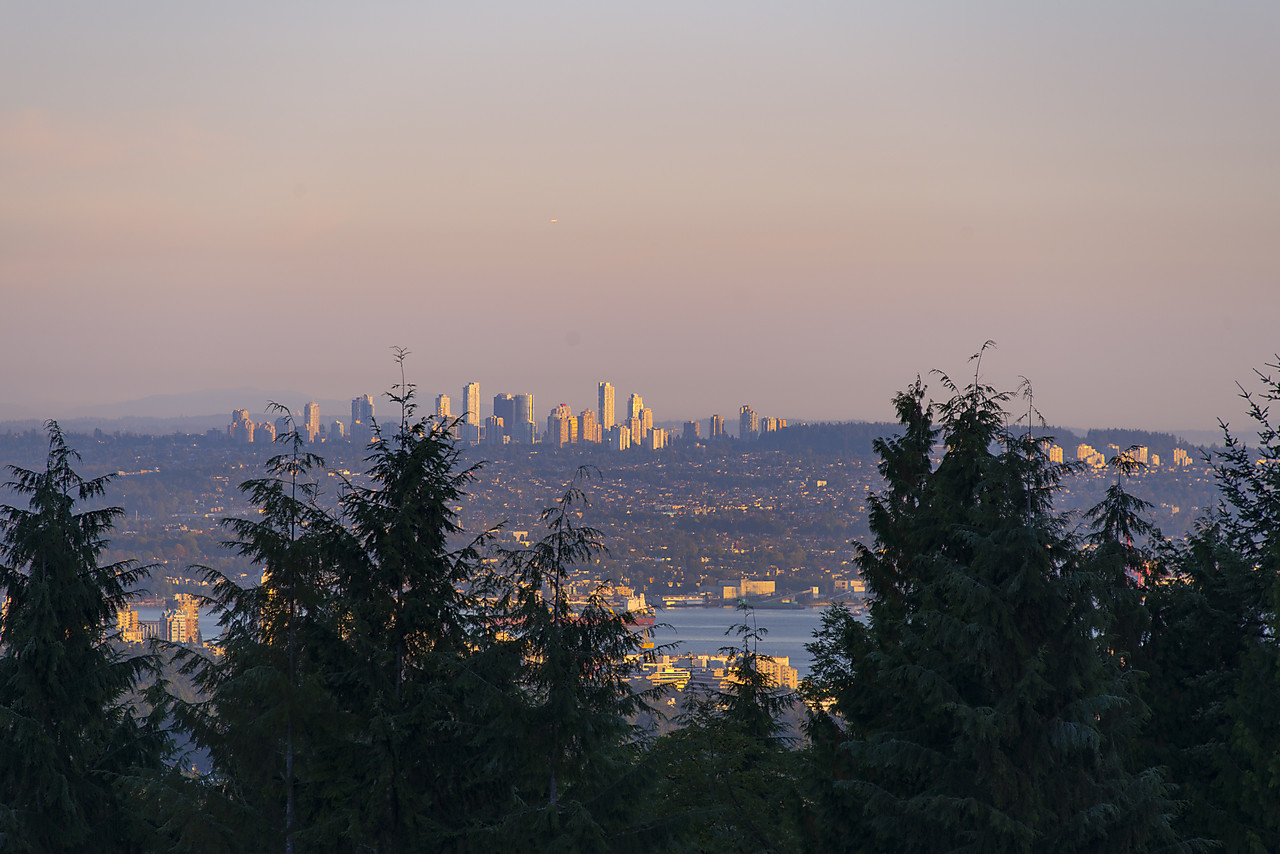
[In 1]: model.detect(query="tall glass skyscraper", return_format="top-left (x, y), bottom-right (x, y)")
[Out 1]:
top-left (514, 393), bottom-right (535, 442)
top-left (493, 394), bottom-right (516, 438)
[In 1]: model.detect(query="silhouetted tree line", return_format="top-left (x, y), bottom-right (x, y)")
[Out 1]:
top-left (3, 351), bottom-right (1280, 852)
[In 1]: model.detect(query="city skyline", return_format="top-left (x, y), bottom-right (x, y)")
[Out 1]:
top-left (0, 367), bottom-right (1251, 443)
top-left (4, 4), bottom-right (1279, 432)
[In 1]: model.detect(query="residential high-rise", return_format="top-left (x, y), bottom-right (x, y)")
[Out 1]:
top-left (303, 401), bottom-right (321, 443)
top-left (683, 421), bottom-right (700, 442)
top-left (598, 382), bottom-right (616, 429)
top-left (435, 394), bottom-right (451, 418)
top-left (739, 405), bottom-right (758, 440)
top-left (351, 394), bottom-right (375, 446)
top-left (462, 382), bottom-right (481, 444)
top-left (628, 393), bottom-right (644, 420)
top-left (462, 383), bottom-right (480, 426)
top-left (606, 424), bottom-right (630, 451)
top-left (710, 414), bottom-right (725, 438)
top-left (230, 409), bottom-right (255, 443)
top-left (579, 408), bottom-right (600, 443)
top-left (627, 415), bottom-right (643, 447)
top-left (485, 416), bottom-right (505, 446)
top-left (547, 404), bottom-right (575, 447)
top-left (166, 593), bottom-right (201, 644)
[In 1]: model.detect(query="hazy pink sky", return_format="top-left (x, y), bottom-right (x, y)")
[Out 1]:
top-left (3, 3), bottom-right (1278, 430)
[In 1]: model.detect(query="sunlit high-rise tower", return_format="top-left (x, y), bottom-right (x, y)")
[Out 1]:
top-left (462, 383), bottom-right (480, 426)
top-left (462, 382), bottom-right (480, 443)
top-left (598, 382), bottom-right (615, 430)
top-left (628, 393), bottom-right (643, 420)
top-left (579, 407), bottom-right (600, 443)
top-left (547, 403), bottom-right (575, 447)
top-left (303, 401), bottom-right (320, 443)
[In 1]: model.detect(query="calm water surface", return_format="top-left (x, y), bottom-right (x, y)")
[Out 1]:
top-left (651, 606), bottom-right (841, 678)
top-left (141, 604), bottom-right (848, 679)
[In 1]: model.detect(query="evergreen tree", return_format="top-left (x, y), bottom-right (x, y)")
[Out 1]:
top-left (168, 413), bottom-right (347, 853)
top-left (802, 351), bottom-right (1180, 853)
top-left (320, 355), bottom-right (500, 851)
top-left (1136, 359), bottom-right (1280, 850)
top-left (167, 360), bottom-right (504, 852)
top-left (1083, 449), bottom-right (1159, 672)
top-left (488, 468), bottom-right (667, 852)
top-left (0, 422), bottom-right (168, 852)
top-left (650, 604), bottom-right (801, 854)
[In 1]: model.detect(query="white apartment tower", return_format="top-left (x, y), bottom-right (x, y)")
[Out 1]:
top-left (462, 382), bottom-right (480, 426)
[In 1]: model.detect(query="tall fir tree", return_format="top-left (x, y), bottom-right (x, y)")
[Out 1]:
top-left (803, 351), bottom-right (1180, 853)
top-left (0, 422), bottom-right (169, 852)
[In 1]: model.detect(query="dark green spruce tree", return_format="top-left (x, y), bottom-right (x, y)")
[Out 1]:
top-left (803, 350), bottom-right (1181, 853)
top-left (0, 422), bottom-right (169, 852)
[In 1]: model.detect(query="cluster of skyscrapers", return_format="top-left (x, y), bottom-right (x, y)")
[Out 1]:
top-left (227, 383), bottom-right (788, 450)
top-left (228, 397), bottom-right (372, 446)
top-left (1067, 442), bottom-right (1191, 470)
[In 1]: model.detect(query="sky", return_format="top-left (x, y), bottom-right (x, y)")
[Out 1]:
top-left (3, 2), bottom-right (1278, 432)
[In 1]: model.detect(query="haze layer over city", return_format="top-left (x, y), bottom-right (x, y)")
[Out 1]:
top-left (4, 3), bottom-right (1279, 432)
